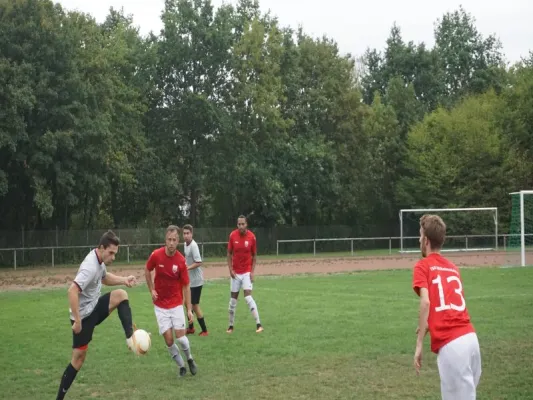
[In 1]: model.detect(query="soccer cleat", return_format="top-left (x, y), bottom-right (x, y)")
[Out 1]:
top-left (179, 367), bottom-right (187, 377)
top-left (199, 331), bottom-right (208, 337)
top-left (187, 358), bottom-right (198, 376)
top-left (256, 324), bottom-right (263, 333)
top-left (226, 326), bottom-right (234, 334)
top-left (126, 323), bottom-right (139, 352)
top-left (186, 327), bottom-right (195, 335)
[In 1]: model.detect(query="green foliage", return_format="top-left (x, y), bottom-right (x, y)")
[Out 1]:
top-left (0, 0), bottom-right (532, 237)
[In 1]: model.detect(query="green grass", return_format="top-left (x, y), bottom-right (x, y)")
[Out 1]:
top-left (1, 267), bottom-right (533, 399)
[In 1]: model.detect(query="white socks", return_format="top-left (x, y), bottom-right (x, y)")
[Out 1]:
top-left (167, 344), bottom-right (185, 367)
top-left (176, 336), bottom-right (192, 360)
top-left (245, 295), bottom-right (261, 325)
top-left (228, 298), bottom-right (237, 326)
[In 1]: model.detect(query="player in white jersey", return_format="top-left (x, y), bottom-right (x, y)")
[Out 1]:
top-left (183, 224), bottom-right (208, 336)
top-left (56, 230), bottom-right (138, 400)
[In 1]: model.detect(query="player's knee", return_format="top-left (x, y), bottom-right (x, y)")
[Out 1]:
top-left (244, 290), bottom-right (252, 297)
top-left (228, 298), bottom-right (237, 310)
top-left (192, 304), bottom-right (201, 314)
top-left (174, 329), bottom-right (186, 339)
top-left (114, 288), bottom-right (128, 302)
top-left (71, 349), bottom-right (87, 369)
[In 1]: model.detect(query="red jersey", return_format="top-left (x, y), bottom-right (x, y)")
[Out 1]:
top-left (412, 253), bottom-right (475, 353)
top-left (146, 247), bottom-right (190, 309)
top-left (227, 229), bottom-right (256, 274)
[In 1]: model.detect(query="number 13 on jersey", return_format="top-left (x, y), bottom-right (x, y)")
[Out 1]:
top-left (432, 274), bottom-right (466, 312)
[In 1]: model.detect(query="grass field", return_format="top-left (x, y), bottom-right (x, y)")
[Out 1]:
top-left (1, 266), bottom-right (533, 399)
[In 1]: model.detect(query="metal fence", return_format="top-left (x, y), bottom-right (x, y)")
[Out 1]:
top-left (0, 233), bottom-right (527, 270)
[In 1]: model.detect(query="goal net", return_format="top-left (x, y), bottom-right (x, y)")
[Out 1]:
top-left (399, 208), bottom-right (498, 253)
top-left (507, 191), bottom-right (533, 266)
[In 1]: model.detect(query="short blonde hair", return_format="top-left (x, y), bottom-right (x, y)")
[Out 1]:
top-left (420, 214), bottom-right (446, 250)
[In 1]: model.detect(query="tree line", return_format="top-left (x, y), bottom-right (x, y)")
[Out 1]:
top-left (1, 0), bottom-right (532, 236)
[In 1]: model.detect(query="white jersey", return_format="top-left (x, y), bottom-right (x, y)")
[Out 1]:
top-left (70, 249), bottom-right (107, 320)
top-left (184, 239), bottom-right (203, 287)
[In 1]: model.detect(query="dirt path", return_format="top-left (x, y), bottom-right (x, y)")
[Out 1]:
top-left (0, 251), bottom-right (514, 292)
top-left (0, 252), bottom-right (516, 291)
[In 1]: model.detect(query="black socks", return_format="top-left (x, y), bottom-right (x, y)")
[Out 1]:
top-left (117, 299), bottom-right (133, 338)
top-left (56, 363), bottom-right (78, 400)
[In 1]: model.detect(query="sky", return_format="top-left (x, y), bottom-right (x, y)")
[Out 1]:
top-left (56, 0), bottom-right (532, 65)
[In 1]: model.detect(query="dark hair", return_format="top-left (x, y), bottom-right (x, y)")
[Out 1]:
top-left (183, 224), bottom-right (193, 233)
top-left (99, 230), bottom-right (120, 248)
top-left (420, 214), bottom-right (446, 250)
top-left (166, 224), bottom-right (180, 234)
top-left (237, 215), bottom-right (247, 222)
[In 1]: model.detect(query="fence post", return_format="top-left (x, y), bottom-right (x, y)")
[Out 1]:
top-left (201, 243), bottom-right (204, 259)
top-left (276, 241), bottom-right (279, 256)
top-left (350, 239), bottom-right (353, 256)
top-left (14, 249), bottom-right (16, 270)
top-left (313, 239), bottom-right (316, 256)
top-left (503, 236), bottom-right (506, 251)
top-left (465, 236), bottom-right (468, 250)
top-left (52, 248), bottom-right (55, 267)
top-left (389, 238), bottom-right (392, 254)
top-left (127, 246), bottom-right (130, 264)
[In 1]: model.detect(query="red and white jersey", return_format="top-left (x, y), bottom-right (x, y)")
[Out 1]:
top-left (227, 229), bottom-right (256, 274)
top-left (146, 247), bottom-right (190, 309)
top-left (412, 253), bottom-right (475, 353)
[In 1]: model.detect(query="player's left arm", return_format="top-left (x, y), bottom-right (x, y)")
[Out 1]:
top-left (102, 272), bottom-right (136, 288)
top-left (250, 235), bottom-right (257, 281)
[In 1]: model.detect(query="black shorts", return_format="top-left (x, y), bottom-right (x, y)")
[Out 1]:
top-left (71, 292), bottom-right (111, 349)
top-left (191, 285), bottom-right (203, 305)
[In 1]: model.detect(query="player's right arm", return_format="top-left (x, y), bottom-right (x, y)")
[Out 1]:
top-left (68, 283), bottom-right (82, 333)
top-left (69, 263), bottom-right (96, 333)
top-left (145, 251), bottom-right (158, 301)
top-left (227, 233), bottom-right (236, 279)
top-left (412, 261), bottom-right (430, 374)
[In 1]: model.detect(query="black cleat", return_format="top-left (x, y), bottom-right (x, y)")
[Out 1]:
top-left (179, 367), bottom-right (187, 377)
top-left (187, 358), bottom-right (198, 376)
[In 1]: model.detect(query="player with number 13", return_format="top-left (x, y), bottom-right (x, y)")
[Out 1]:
top-left (412, 214), bottom-right (482, 400)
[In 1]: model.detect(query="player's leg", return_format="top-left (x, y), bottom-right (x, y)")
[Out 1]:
top-left (172, 305), bottom-right (198, 375)
top-left (186, 286), bottom-right (199, 334)
top-left (192, 286), bottom-right (208, 335)
top-left (227, 276), bottom-right (241, 333)
top-left (155, 306), bottom-right (187, 377)
top-left (56, 315), bottom-right (97, 400)
top-left (437, 333), bottom-right (479, 400)
top-left (105, 289), bottom-right (135, 348)
top-left (243, 273), bottom-right (263, 333)
top-left (471, 333), bottom-right (482, 389)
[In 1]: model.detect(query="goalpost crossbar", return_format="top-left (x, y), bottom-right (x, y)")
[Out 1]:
top-left (399, 207), bottom-right (498, 254)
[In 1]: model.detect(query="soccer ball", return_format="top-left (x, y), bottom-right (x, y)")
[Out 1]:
top-left (131, 329), bottom-right (151, 355)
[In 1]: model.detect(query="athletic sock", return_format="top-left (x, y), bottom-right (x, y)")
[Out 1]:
top-left (56, 363), bottom-right (78, 400)
top-left (228, 298), bottom-right (237, 326)
top-left (245, 295), bottom-right (261, 325)
top-left (167, 344), bottom-right (185, 367)
top-left (198, 317), bottom-right (207, 332)
top-left (176, 336), bottom-right (192, 360)
top-left (188, 322), bottom-right (194, 329)
top-left (117, 299), bottom-right (134, 339)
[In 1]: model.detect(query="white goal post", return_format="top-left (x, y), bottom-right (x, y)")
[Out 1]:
top-left (399, 207), bottom-right (498, 253)
top-left (509, 190), bottom-right (533, 267)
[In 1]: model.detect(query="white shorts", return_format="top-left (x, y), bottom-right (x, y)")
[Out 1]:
top-left (154, 305), bottom-right (186, 335)
top-left (438, 332), bottom-right (482, 400)
top-left (230, 272), bottom-right (253, 293)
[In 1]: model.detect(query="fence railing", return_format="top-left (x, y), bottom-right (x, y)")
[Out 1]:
top-left (276, 233), bottom-right (532, 256)
top-left (1, 233), bottom-right (530, 270)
